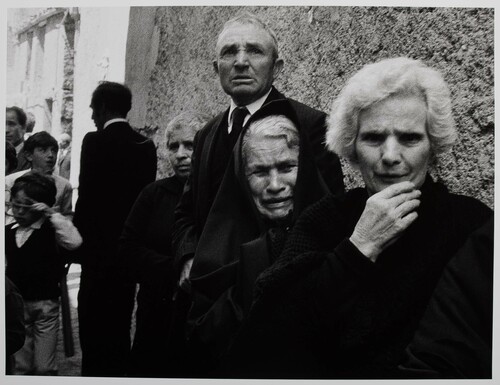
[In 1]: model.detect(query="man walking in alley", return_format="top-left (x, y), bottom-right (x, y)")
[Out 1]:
top-left (73, 81), bottom-right (157, 376)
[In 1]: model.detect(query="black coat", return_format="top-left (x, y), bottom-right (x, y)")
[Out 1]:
top-left (74, 122), bottom-right (157, 267)
top-left (118, 176), bottom-right (184, 377)
top-left (73, 121), bottom-right (157, 376)
top-left (401, 217), bottom-right (494, 379)
top-left (173, 87), bottom-right (344, 269)
top-left (221, 178), bottom-right (492, 379)
top-left (185, 100), bottom-right (330, 376)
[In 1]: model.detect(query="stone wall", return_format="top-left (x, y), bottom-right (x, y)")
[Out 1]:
top-left (129, 6), bottom-right (494, 207)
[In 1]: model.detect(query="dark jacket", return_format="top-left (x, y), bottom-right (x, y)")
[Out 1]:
top-left (401, 217), bottom-right (494, 379)
top-left (220, 178), bottom-right (492, 379)
top-left (186, 100), bottom-right (330, 375)
top-left (173, 87), bottom-right (344, 269)
top-left (13, 144), bottom-right (30, 173)
top-left (118, 176), bottom-right (184, 377)
top-left (73, 121), bottom-right (157, 268)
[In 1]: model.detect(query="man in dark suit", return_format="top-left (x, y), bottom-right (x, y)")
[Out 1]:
top-left (173, 13), bottom-right (344, 290)
top-left (73, 81), bottom-right (157, 377)
top-left (6, 106), bottom-right (30, 173)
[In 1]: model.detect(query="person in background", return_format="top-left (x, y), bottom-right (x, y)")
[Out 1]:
top-left (5, 132), bottom-right (73, 224)
top-left (5, 173), bottom-right (82, 375)
top-left (119, 111), bottom-right (211, 377)
top-left (73, 81), bottom-right (157, 377)
top-left (173, 12), bottom-right (344, 298)
top-left (6, 106), bottom-right (30, 172)
top-left (55, 133), bottom-right (72, 180)
top-left (25, 112), bottom-right (36, 139)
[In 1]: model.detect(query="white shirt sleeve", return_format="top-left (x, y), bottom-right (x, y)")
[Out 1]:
top-left (49, 212), bottom-right (83, 250)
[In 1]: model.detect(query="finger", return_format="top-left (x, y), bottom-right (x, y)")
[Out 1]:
top-left (394, 198), bottom-right (421, 218)
top-left (398, 211), bottom-right (419, 230)
top-left (389, 190), bottom-right (421, 207)
top-left (377, 181), bottom-right (416, 199)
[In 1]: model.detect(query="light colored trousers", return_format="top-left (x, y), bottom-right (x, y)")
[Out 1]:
top-left (14, 298), bottom-right (60, 375)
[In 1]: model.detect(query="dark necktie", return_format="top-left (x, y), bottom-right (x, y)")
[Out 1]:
top-left (229, 106), bottom-right (249, 143)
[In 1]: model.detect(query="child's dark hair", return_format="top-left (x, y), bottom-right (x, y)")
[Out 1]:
top-left (11, 172), bottom-right (57, 207)
top-left (24, 131), bottom-right (59, 154)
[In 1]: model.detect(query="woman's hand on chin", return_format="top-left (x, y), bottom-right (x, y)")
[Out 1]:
top-left (349, 181), bottom-right (421, 262)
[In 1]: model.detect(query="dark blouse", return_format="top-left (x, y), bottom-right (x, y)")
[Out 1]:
top-left (221, 178), bottom-right (492, 379)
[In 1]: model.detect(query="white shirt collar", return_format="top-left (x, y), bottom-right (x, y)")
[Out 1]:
top-left (103, 118), bottom-right (128, 130)
top-left (227, 88), bottom-right (272, 133)
top-left (15, 142), bottom-right (24, 154)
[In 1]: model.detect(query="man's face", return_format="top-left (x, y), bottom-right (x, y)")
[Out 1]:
top-left (27, 146), bottom-right (57, 174)
top-left (245, 134), bottom-right (299, 221)
top-left (214, 23), bottom-right (284, 106)
top-left (6, 110), bottom-right (26, 147)
top-left (167, 126), bottom-right (196, 180)
top-left (90, 103), bottom-right (105, 131)
top-left (11, 189), bottom-right (43, 227)
top-left (355, 94), bottom-right (431, 196)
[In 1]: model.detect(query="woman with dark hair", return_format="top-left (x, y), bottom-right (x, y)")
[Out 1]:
top-left (219, 57), bottom-right (492, 379)
top-left (185, 100), bottom-right (329, 376)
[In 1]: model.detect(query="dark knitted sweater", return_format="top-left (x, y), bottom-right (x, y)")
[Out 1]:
top-left (220, 178), bottom-right (492, 379)
top-left (5, 221), bottom-right (63, 301)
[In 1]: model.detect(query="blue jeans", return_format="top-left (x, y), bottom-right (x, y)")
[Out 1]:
top-left (14, 298), bottom-right (59, 375)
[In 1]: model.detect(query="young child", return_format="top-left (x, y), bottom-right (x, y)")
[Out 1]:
top-left (5, 131), bottom-right (73, 225)
top-left (5, 172), bottom-right (82, 375)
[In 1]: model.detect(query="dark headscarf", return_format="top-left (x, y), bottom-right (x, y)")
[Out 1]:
top-left (189, 99), bottom-right (329, 319)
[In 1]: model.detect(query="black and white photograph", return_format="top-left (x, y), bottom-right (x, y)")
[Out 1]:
top-left (1, 1), bottom-right (496, 383)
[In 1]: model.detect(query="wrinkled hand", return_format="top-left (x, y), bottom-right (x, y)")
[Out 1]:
top-left (178, 257), bottom-right (194, 293)
top-left (349, 181), bottom-right (421, 262)
top-left (30, 202), bottom-right (56, 216)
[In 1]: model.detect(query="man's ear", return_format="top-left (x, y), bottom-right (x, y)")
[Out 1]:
top-left (273, 58), bottom-right (284, 79)
top-left (25, 152), bottom-right (33, 163)
top-left (212, 60), bottom-right (219, 75)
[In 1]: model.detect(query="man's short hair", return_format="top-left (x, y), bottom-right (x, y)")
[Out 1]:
top-left (165, 111), bottom-right (212, 144)
top-left (217, 12), bottom-right (280, 60)
top-left (91, 81), bottom-right (132, 117)
top-left (24, 131), bottom-right (59, 154)
top-left (11, 172), bottom-right (57, 207)
top-left (6, 106), bottom-right (27, 127)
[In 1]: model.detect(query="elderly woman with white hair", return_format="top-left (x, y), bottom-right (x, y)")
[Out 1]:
top-left (221, 57), bottom-right (492, 379)
top-left (185, 100), bottom-right (329, 376)
top-left (118, 111), bottom-right (211, 377)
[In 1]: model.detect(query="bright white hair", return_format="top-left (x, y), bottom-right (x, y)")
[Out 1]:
top-left (326, 57), bottom-right (456, 164)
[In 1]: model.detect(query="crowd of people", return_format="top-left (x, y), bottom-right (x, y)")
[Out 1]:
top-left (4, 12), bottom-right (493, 379)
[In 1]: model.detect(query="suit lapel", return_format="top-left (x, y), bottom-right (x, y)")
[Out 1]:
top-left (198, 110), bottom-right (228, 212)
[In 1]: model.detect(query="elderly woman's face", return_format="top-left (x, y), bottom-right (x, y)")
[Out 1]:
top-left (167, 126), bottom-right (196, 180)
top-left (245, 134), bottom-right (299, 221)
top-left (355, 94), bottom-right (431, 195)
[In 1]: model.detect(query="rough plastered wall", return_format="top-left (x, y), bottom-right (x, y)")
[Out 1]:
top-left (135, 6), bottom-right (493, 208)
